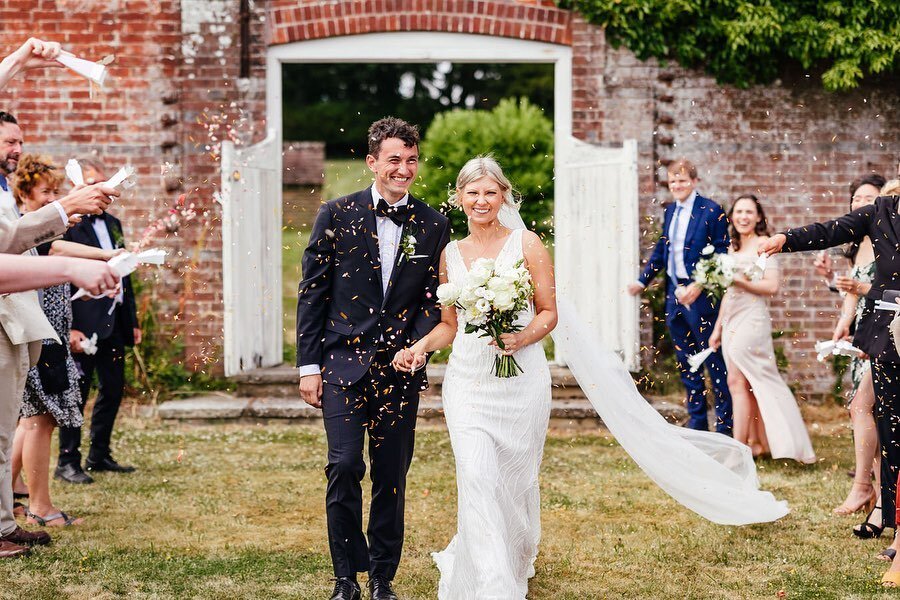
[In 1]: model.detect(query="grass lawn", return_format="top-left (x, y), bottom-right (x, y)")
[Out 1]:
top-left (3, 404), bottom-right (896, 599)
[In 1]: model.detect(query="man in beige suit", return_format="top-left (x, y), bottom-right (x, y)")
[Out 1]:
top-left (0, 110), bottom-right (119, 557)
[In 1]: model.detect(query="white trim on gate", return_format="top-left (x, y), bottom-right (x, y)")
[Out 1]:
top-left (266, 32), bottom-right (572, 162)
top-left (256, 32), bottom-right (574, 369)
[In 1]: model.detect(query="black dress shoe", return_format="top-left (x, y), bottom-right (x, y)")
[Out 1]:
top-left (54, 464), bottom-right (94, 484)
top-left (329, 577), bottom-right (360, 600)
top-left (368, 575), bottom-right (398, 600)
top-left (86, 457), bottom-right (136, 473)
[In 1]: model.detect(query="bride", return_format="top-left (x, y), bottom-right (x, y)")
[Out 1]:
top-left (394, 156), bottom-right (555, 598)
top-left (395, 156), bottom-right (790, 599)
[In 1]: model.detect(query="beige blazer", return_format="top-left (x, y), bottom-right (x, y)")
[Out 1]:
top-left (0, 202), bottom-right (67, 255)
top-left (0, 205), bottom-right (64, 363)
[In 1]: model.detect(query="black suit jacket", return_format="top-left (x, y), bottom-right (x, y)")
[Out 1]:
top-left (783, 195), bottom-right (900, 363)
top-left (63, 212), bottom-right (138, 345)
top-left (296, 188), bottom-right (451, 388)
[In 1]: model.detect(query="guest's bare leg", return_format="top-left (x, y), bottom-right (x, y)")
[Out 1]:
top-left (836, 370), bottom-right (878, 514)
top-left (10, 421), bottom-right (27, 495)
top-left (20, 414), bottom-right (83, 526)
top-left (728, 368), bottom-right (753, 447)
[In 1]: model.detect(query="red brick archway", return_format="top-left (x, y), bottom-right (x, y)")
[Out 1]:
top-left (267, 0), bottom-right (573, 46)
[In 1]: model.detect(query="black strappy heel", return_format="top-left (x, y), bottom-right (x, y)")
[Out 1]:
top-left (854, 505), bottom-right (885, 539)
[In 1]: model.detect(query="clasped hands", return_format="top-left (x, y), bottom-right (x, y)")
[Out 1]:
top-left (392, 346), bottom-right (427, 373)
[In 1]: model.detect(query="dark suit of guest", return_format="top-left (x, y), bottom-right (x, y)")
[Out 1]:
top-left (58, 212), bottom-right (137, 469)
top-left (297, 187), bottom-right (450, 580)
top-left (639, 193), bottom-right (733, 434)
top-left (781, 195), bottom-right (900, 527)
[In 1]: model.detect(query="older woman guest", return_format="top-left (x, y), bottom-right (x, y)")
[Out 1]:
top-left (709, 195), bottom-right (815, 464)
top-left (8, 155), bottom-right (117, 527)
top-left (759, 179), bottom-right (900, 586)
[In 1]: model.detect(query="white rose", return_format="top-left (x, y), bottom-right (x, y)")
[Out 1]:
top-left (436, 282), bottom-right (460, 306)
top-left (468, 258), bottom-right (495, 286)
top-left (701, 244), bottom-right (716, 256)
top-left (466, 307), bottom-right (488, 326)
top-left (407, 235), bottom-right (417, 245)
top-left (493, 289), bottom-right (517, 311)
top-left (475, 298), bottom-right (491, 314)
top-left (457, 286), bottom-right (479, 310)
top-left (695, 271), bottom-right (708, 284)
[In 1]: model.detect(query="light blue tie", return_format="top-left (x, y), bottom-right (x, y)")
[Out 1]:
top-left (668, 205), bottom-right (683, 286)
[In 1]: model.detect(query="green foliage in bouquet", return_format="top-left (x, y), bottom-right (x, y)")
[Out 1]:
top-left (416, 98), bottom-right (554, 238)
top-left (558, 0), bottom-right (900, 91)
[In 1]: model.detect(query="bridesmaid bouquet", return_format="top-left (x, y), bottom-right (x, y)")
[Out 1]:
top-left (692, 245), bottom-right (735, 300)
top-left (436, 258), bottom-right (534, 378)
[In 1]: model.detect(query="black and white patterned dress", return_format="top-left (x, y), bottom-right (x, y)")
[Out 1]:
top-left (20, 245), bottom-right (84, 427)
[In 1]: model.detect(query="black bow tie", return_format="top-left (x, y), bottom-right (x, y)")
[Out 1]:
top-left (375, 201), bottom-right (409, 226)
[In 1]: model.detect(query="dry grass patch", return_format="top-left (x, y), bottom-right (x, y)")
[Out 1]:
top-left (1, 404), bottom-right (896, 599)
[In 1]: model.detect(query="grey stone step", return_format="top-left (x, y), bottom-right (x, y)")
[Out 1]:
top-left (156, 394), bottom-right (689, 429)
top-left (235, 363), bottom-right (585, 399)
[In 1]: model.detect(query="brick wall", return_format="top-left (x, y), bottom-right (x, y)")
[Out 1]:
top-left (283, 141), bottom-right (325, 185)
top-left (569, 21), bottom-right (900, 398)
top-left (4, 1), bottom-right (897, 396)
top-left (1, 0), bottom-right (267, 374)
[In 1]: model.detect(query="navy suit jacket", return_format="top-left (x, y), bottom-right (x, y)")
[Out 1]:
top-left (295, 188), bottom-right (451, 388)
top-left (638, 194), bottom-right (730, 316)
top-left (63, 212), bottom-right (138, 345)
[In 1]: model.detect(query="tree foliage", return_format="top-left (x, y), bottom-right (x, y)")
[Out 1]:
top-left (559, 0), bottom-right (900, 91)
top-left (282, 63), bottom-right (554, 156)
top-left (416, 98), bottom-right (554, 238)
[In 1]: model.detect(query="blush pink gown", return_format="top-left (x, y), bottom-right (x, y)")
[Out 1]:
top-left (720, 253), bottom-right (816, 464)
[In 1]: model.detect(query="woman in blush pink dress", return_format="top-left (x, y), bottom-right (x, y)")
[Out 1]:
top-left (709, 195), bottom-right (816, 464)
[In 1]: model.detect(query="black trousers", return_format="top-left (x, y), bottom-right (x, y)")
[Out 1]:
top-left (873, 359), bottom-right (900, 528)
top-left (58, 323), bottom-right (126, 467)
top-left (322, 350), bottom-right (420, 579)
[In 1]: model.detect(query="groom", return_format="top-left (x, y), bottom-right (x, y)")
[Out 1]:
top-left (627, 158), bottom-right (733, 435)
top-left (296, 117), bottom-right (450, 600)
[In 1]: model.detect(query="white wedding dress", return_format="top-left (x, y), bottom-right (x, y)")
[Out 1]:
top-left (433, 228), bottom-right (551, 600)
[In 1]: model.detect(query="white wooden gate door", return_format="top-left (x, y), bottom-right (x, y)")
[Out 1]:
top-left (555, 138), bottom-right (640, 370)
top-left (219, 129), bottom-right (282, 375)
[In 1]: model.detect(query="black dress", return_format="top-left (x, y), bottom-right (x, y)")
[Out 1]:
top-left (19, 243), bottom-right (84, 428)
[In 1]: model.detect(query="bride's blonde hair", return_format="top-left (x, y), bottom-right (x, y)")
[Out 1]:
top-left (447, 155), bottom-right (521, 210)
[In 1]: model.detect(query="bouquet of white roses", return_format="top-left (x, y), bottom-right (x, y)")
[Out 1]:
top-left (692, 244), bottom-right (735, 300)
top-left (436, 258), bottom-right (534, 378)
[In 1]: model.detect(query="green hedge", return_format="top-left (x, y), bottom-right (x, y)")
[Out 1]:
top-left (560, 0), bottom-right (900, 91)
top-left (417, 98), bottom-right (554, 238)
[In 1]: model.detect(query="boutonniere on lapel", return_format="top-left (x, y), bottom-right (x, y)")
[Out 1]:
top-left (111, 224), bottom-right (125, 249)
top-left (401, 223), bottom-right (429, 261)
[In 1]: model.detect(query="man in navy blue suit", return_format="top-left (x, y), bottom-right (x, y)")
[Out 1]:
top-left (628, 159), bottom-right (733, 435)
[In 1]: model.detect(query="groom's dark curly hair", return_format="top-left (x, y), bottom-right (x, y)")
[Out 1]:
top-left (367, 117), bottom-right (419, 158)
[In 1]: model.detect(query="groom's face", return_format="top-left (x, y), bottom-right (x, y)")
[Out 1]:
top-left (367, 137), bottom-right (418, 203)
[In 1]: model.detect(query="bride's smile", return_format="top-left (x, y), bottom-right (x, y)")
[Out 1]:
top-left (461, 176), bottom-right (504, 225)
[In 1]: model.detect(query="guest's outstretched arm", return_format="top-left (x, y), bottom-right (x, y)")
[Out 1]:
top-left (759, 204), bottom-right (877, 256)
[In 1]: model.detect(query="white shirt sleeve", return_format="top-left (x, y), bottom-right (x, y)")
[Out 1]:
top-left (298, 364), bottom-right (321, 377)
top-left (51, 201), bottom-right (68, 226)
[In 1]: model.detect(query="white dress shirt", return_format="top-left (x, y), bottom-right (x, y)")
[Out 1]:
top-left (298, 185), bottom-right (408, 378)
top-left (667, 190), bottom-right (696, 282)
top-left (91, 216), bottom-right (124, 305)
